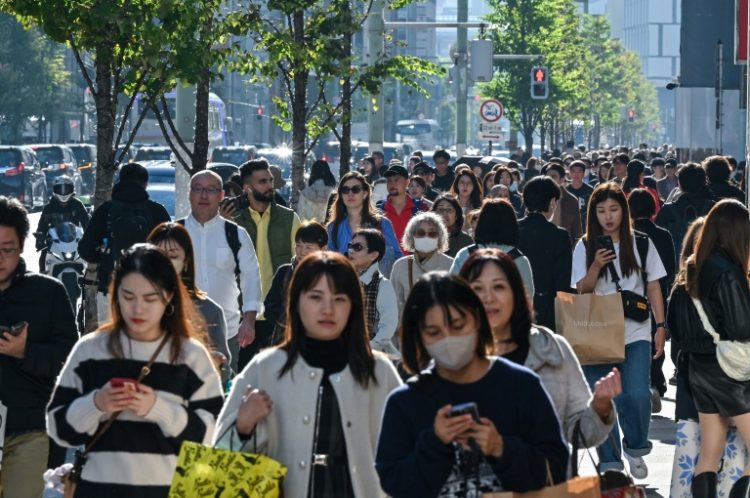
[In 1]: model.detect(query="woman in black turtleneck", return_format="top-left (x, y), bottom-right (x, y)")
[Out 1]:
top-left (214, 251), bottom-right (403, 498)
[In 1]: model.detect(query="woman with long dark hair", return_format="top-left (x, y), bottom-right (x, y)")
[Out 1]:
top-left (47, 244), bottom-right (224, 498)
top-left (376, 272), bottom-right (567, 498)
top-left (450, 168), bottom-right (483, 224)
top-left (432, 194), bottom-right (472, 257)
top-left (327, 171), bottom-right (403, 276)
top-left (572, 182), bottom-right (667, 479)
top-left (680, 200), bottom-right (750, 498)
top-left (297, 159), bottom-right (337, 222)
top-left (459, 249), bottom-right (620, 452)
top-left (214, 252), bottom-right (402, 497)
top-left (622, 159), bottom-right (660, 218)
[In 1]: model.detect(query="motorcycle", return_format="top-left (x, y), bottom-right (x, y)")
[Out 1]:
top-left (41, 222), bottom-right (86, 307)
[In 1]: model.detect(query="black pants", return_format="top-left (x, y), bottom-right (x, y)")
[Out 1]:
top-left (651, 328), bottom-right (666, 396)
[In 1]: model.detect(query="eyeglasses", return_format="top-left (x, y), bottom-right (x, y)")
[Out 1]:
top-left (340, 185), bottom-right (363, 195)
top-left (0, 247), bottom-right (20, 258)
top-left (190, 186), bottom-right (222, 195)
top-left (435, 207), bottom-right (455, 215)
top-left (347, 242), bottom-right (366, 252)
top-left (414, 229), bottom-right (439, 238)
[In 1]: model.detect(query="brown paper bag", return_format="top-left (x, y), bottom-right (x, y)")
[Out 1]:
top-left (554, 291), bottom-right (625, 365)
top-left (482, 475), bottom-right (601, 498)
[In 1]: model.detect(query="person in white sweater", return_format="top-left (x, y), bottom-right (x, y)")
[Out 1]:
top-left (390, 211), bottom-right (453, 316)
top-left (47, 244), bottom-right (224, 498)
top-left (213, 252), bottom-right (402, 498)
top-left (297, 159), bottom-right (337, 222)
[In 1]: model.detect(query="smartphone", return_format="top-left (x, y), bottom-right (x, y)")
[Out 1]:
top-left (449, 402), bottom-right (480, 422)
top-left (596, 234), bottom-right (615, 253)
top-left (0, 321), bottom-right (28, 337)
top-left (222, 194), bottom-right (250, 211)
top-left (111, 378), bottom-right (139, 391)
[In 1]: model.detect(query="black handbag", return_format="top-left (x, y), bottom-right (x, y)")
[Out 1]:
top-left (606, 233), bottom-right (651, 323)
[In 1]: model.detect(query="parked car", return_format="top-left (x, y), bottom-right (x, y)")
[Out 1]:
top-left (0, 146), bottom-right (48, 211)
top-left (146, 184), bottom-right (175, 220)
top-left (135, 146), bottom-right (172, 162)
top-left (30, 144), bottom-right (84, 196)
top-left (210, 145), bottom-right (257, 166)
top-left (207, 162), bottom-right (239, 184)
top-left (144, 164), bottom-right (175, 184)
top-left (67, 144), bottom-right (97, 194)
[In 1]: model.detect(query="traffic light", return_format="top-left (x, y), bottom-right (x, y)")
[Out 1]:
top-left (530, 66), bottom-right (549, 100)
top-left (627, 108), bottom-right (635, 123)
top-left (256, 106), bottom-right (263, 120)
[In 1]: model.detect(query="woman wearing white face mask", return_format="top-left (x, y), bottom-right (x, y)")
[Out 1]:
top-left (390, 212), bottom-right (454, 316)
top-left (376, 272), bottom-right (568, 498)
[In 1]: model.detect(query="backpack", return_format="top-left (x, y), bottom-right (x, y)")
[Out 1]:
top-left (177, 218), bottom-right (241, 278)
top-left (669, 203), bottom-right (699, 254)
top-left (105, 200), bottom-right (154, 267)
top-left (467, 244), bottom-right (523, 260)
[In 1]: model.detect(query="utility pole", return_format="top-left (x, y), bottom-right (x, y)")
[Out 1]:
top-left (455, 0), bottom-right (468, 156)
top-left (367, 0), bottom-right (386, 154)
top-left (174, 84), bottom-right (195, 219)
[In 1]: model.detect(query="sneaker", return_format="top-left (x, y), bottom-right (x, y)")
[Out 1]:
top-left (623, 452), bottom-right (648, 479)
top-left (650, 387), bottom-right (662, 414)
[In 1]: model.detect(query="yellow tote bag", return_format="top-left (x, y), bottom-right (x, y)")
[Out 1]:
top-left (168, 440), bottom-right (287, 498)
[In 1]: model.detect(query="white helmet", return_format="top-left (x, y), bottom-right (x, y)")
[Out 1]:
top-left (52, 176), bottom-right (75, 204)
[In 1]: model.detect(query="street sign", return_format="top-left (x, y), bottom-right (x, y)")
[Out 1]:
top-left (480, 99), bottom-right (504, 123)
top-left (479, 122), bottom-right (502, 141)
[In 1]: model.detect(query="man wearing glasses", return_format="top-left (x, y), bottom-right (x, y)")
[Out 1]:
top-left (0, 196), bottom-right (77, 498)
top-left (183, 170), bottom-right (262, 376)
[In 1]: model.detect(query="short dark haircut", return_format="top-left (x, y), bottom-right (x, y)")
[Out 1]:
top-left (295, 221), bottom-right (328, 247)
top-left (431, 194), bottom-right (464, 235)
top-left (627, 188), bottom-right (656, 219)
top-left (458, 248), bottom-right (533, 345)
top-left (119, 162), bottom-right (148, 186)
top-left (651, 157), bottom-right (666, 168)
top-left (372, 150), bottom-right (384, 160)
top-left (545, 162), bottom-right (566, 178)
top-left (239, 158), bottom-right (270, 184)
top-left (703, 155), bottom-right (732, 184)
top-left (474, 199), bottom-right (519, 246)
top-left (352, 228), bottom-right (385, 262)
top-left (523, 176), bottom-right (562, 212)
top-left (665, 158), bottom-right (677, 168)
top-left (0, 196), bottom-right (30, 244)
top-left (408, 175), bottom-right (427, 189)
top-left (433, 149), bottom-right (450, 162)
top-left (399, 272), bottom-right (493, 374)
top-left (677, 162), bottom-right (707, 194)
top-left (613, 153), bottom-right (630, 165)
top-left (569, 160), bottom-right (586, 172)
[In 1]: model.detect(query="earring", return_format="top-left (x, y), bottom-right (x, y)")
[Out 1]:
top-left (165, 302), bottom-right (175, 316)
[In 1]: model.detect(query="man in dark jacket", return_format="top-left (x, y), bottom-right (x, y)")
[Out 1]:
top-left (655, 163), bottom-right (714, 257)
top-left (78, 162), bottom-right (171, 323)
top-left (0, 196), bottom-right (78, 498)
top-left (703, 155), bottom-right (744, 202)
top-left (516, 176), bottom-right (573, 330)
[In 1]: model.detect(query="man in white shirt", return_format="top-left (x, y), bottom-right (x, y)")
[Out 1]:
top-left (183, 170), bottom-right (262, 374)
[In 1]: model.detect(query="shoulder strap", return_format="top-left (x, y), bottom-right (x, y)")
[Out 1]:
top-left (690, 296), bottom-right (721, 345)
top-left (408, 258), bottom-right (414, 290)
top-left (176, 218), bottom-right (186, 226)
top-left (634, 232), bottom-right (649, 287)
top-left (468, 244), bottom-right (479, 254)
top-left (506, 247), bottom-right (523, 259)
top-left (224, 221), bottom-right (241, 278)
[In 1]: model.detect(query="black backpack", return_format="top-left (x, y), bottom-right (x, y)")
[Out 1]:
top-left (176, 218), bottom-right (241, 278)
top-left (106, 200), bottom-right (154, 266)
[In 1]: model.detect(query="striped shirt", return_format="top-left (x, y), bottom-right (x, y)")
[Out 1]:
top-left (47, 332), bottom-right (224, 498)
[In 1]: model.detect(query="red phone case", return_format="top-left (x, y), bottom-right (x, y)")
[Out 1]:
top-left (111, 378), bottom-right (139, 390)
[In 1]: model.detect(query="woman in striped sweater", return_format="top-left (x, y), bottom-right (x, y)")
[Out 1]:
top-left (47, 244), bottom-right (224, 498)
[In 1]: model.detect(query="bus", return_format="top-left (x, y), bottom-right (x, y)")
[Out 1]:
top-left (395, 119), bottom-right (442, 151)
top-left (129, 91), bottom-right (229, 150)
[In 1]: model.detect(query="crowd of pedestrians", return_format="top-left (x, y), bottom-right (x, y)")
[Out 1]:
top-left (0, 144), bottom-right (748, 498)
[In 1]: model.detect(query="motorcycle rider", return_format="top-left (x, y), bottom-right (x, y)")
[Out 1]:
top-left (35, 176), bottom-right (90, 271)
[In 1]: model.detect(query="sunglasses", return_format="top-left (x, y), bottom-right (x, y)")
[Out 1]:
top-left (348, 242), bottom-right (366, 252)
top-left (0, 321), bottom-right (28, 337)
top-left (415, 229), bottom-right (439, 238)
top-left (340, 185), bottom-right (363, 195)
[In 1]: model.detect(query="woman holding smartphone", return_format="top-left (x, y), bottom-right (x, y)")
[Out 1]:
top-left (376, 272), bottom-right (567, 498)
top-left (214, 251), bottom-right (401, 497)
top-left (47, 244), bottom-right (224, 498)
top-left (571, 182), bottom-right (667, 479)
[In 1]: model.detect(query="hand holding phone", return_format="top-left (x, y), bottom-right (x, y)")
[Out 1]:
top-left (110, 378), bottom-right (140, 392)
top-left (434, 403), bottom-right (478, 445)
top-left (594, 235), bottom-right (617, 269)
top-left (448, 402), bottom-right (480, 422)
top-left (0, 321), bottom-right (28, 337)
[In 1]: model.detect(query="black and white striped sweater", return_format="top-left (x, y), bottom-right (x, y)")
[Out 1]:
top-left (47, 332), bottom-right (224, 498)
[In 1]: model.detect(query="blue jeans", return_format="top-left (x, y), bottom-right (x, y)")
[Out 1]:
top-left (583, 340), bottom-right (653, 470)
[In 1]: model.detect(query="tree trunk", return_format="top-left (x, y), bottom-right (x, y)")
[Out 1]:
top-left (290, 10), bottom-right (308, 210)
top-left (339, 2), bottom-right (353, 178)
top-left (93, 42), bottom-right (116, 209)
top-left (192, 69), bottom-right (210, 173)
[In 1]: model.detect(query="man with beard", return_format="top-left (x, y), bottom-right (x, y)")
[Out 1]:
top-left (234, 159), bottom-right (300, 367)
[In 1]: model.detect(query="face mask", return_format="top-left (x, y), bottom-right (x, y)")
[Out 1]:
top-left (424, 332), bottom-right (477, 371)
top-left (509, 181), bottom-right (519, 193)
top-left (413, 237), bottom-right (438, 253)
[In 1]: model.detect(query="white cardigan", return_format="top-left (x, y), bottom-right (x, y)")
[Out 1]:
top-left (213, 347), bottom-right (402, 497)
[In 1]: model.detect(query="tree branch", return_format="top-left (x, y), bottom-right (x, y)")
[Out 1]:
top-left (69, 35), bottom-right (96, 98)
top-left (113, 71), bottom-right (148, 151)
top-left (159, 96), bottom-right (194, 161)
top-left (152, 103), bottom-right (193, 173)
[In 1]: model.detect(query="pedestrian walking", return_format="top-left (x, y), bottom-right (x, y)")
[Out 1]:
top-left (297, 159), bottom-right (337, 222)
top-left (450, 168), bottom-right (482, 226)
top-left (431, 195), bottom-right (473, 257)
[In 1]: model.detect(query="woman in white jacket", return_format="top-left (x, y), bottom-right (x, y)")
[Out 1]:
top-left (297, 159), bottom-right (337, 222)
top-left (213, 251), bottom-right (402, 498)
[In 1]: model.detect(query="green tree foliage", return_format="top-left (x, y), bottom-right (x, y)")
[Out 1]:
top-left (0, 13), bottom-right (69, 142)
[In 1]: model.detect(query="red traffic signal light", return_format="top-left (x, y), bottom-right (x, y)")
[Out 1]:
top-left (530, 66), bottom-right (549, 99)
top-left (627, 108), bottom-right (635, 122)
top-left (534, 68), bottom-right (546, 82)
top-left (256, 106), bottom-right (263, 120)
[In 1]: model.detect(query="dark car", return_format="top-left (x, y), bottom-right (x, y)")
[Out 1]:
top-left (30, 144), bottom-right (84, 196)
top-left (210, 145), bottom-right (257, 166)
top-left (207, 162), bottom-right (239, 184)
top-left (0, 146), bottom-right (48, 211)
top-left (135, 146), bottom-right (172, 162)
top-left (67, 144), bottom-right (97, 195)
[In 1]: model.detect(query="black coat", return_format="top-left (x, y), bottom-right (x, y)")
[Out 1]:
top-left (667, 284), bottom-right (714, 355)
top-left (0, 260), bottom-right (78, 434)
top-left (35, 197), bottom-right (90, 250)
top-left (655, 192), bottom-right (714, 257)
top-left (634, 218), bottom-right (676, 298)
top-left (707, 181), bottom-right (744, 203)
top-left (517, 212), bottom-right (573, 330)
top-left (698, 249), bottom-right (750, 342)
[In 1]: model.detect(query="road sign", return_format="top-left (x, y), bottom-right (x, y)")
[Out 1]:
top-left (479, 122), bottom-right (502, 141)
top-left (480, 99), bottom-right (504, 122)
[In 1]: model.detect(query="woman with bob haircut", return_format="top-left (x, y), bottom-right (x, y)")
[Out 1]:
top-left (572, 182), bottom-right (667, 479)
top-left (449, 199), bottom-right (535, 297)
top-left (375, 272), bottom-right (568, 498)
top-left (390, 212), bottom-right (453, 315)
top-left (147, 221), bottom-right (231, 381)
top-left (47, 244), bottom-right (224, 498)
top-left (327, 171), bottom-right (403, 276)
top-left (459, 248), bottom-right (620, 452)
top-left (679, 200), bottom-right (750, 498)
top-left (214, 251), bottom-right (401, 497)
top-left (432, 194), bottom-right (473, 257)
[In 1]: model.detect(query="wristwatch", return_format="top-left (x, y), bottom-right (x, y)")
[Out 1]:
top-left (655, 322), bottom-right (666, 329)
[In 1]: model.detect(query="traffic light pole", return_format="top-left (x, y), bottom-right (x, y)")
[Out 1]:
top-left (455, 0), bottom-right (468, 157)
top-left (367, 0), bottom-right (386, 155)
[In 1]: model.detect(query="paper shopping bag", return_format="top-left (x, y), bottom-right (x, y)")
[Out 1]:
top-left (482, 475), bottom-right (601, 497)
top-left (555, 291), bottom-right (625, 365)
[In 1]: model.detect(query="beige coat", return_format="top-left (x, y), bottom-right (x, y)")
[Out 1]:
top-left (213, 347), bottom-right (402, 498)
top-left (389, 252), bottom-right (454, 316)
